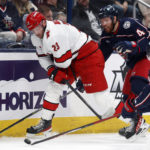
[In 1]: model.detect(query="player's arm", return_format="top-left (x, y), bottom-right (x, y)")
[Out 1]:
top-left (31, 35), bottom-right (54, 71)
top-left (11, 4), bottom-right (26, 41)
top-left (36, 49), bottom-right (68, 84)
top-left (132, 18), bottom-right (149, 53)
top-left (37, 54), bottom-right (54, 71)
top-left (114, 19), bottom-right (149, 57)
top-left (53, 50), bottom-right (72, 68)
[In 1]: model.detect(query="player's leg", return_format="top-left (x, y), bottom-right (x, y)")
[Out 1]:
top-left (76, 49), bottom-right (115, 118)
top-left (26, 81), bottom-right (67, 137)
top-left (119, 58), bottom-right (150, 139)
top-left (92, 90), bottom-right (115, 118)
top-left (122, 69), bottom-right (133, 102)
top-left (119, 83), bottom-right (150, 139)
top-left (26, 66), bottom-right (75, 137)
top-left (118, 74), bottom-right (135, 137)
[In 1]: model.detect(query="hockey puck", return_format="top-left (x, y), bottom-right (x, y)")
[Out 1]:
top-left (24, 138), bottom-right (31, 144)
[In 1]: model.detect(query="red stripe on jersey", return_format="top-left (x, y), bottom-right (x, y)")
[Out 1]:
top-left (0, 6), bottom-right (6, 12)
top-left (36, 53), bottom-right (48, 57)
top-left (54, 50), bottom-right (72, 63)
top-left (53, 20), bottom-right (61, 24)
top-left (43, 100), bottom-right (59, 111)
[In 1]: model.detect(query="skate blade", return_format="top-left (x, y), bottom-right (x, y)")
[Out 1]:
top-left (127, 134), bottom-right (137, 142)
top-left (127, 132), bottom-right (149, 142)
top-left (126, 128), bottom-right (149, 142)
top-left (137, 126), bottom-right (149, 137)
top-left (26, 133), bottom-right (44, 139)
top-left (43, 128), bottom-right (52, 137)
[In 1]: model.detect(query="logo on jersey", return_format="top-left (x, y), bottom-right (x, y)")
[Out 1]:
top-left (110, 62), bottom-right (127, 100)
top-left (136, 29), bottom-right (145, 37)
top-left (3, 15), bottom-right (14, 29)
top-left (46, 30), bottom-right (50, 38)
top-left (123, 21), bottom-right (131, 29)
top-left (83, 83), bottom-right (92, 87)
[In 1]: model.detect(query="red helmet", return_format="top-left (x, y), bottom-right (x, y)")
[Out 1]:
top-left (26, 11), bottom-right (46, 31)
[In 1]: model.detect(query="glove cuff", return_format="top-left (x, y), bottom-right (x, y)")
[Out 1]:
top-left (47, 65), bottom-right (58, 80)
top-left (131, 41), bottom-right (137, 48)
top-left (47, 65), bottom-right (55, 70)
top-left (131, 41), bottom-right (140, 53)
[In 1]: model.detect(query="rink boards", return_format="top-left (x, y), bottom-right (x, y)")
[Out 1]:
top-left (0, 51), bottom-right (149, 137)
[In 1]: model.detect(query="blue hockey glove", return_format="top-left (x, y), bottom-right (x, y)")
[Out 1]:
top-left (113, 41), bottom-right (138, 58)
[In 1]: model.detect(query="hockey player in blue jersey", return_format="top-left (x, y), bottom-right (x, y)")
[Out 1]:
top-left (98, 5), bottom-right (150, 140)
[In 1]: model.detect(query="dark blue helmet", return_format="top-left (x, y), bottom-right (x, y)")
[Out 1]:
top-left (98, 5), bottom-right (118, 19)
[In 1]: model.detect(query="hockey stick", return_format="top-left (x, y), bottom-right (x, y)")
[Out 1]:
top-left (25, 113), bottom-right (120, 145)
top-left (0, 88), bottom-right (77, 134)
top-left (65, 80), bottom-right (102, 119)
top-left (0, 108), bottom-right (42, 134)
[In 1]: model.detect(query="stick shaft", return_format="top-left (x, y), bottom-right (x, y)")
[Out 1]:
top-left (31, 113), bottom-right (120, 145)
top-left (65, 81), bottom-right (102, 119)
top-left (0, 108), bottom-right (42, 133)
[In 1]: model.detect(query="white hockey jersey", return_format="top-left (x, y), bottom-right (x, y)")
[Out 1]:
top-left (31, 20), bottom-right (91, 70)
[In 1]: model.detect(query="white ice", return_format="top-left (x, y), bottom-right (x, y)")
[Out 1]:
top-left (1, 133), bottom-right (150, 150)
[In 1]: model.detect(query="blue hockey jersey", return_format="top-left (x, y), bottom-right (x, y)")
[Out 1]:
top-left (0, 1), bottom-right (23, 32)
top-left (99, 17), bottom-right (150, 68)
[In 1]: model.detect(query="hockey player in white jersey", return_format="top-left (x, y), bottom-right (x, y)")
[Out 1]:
top-left (25, 11), bottom-right (115, 137)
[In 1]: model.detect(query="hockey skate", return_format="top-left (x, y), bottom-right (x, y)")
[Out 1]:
top-left (119, 126), bottom-right (127, 137)
top-left (119, 115), bottom-right (149, 141)
top-left (26, 118), bottom-right (52, 138)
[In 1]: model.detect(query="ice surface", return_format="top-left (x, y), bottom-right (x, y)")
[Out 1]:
top-left (0, 133), bottom-right (150, 150)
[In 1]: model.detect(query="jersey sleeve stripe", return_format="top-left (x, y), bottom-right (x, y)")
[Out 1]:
top-left (37, 53), bottom-right (48, 57)
top-left (54, 50), bottom-right (72, 63)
